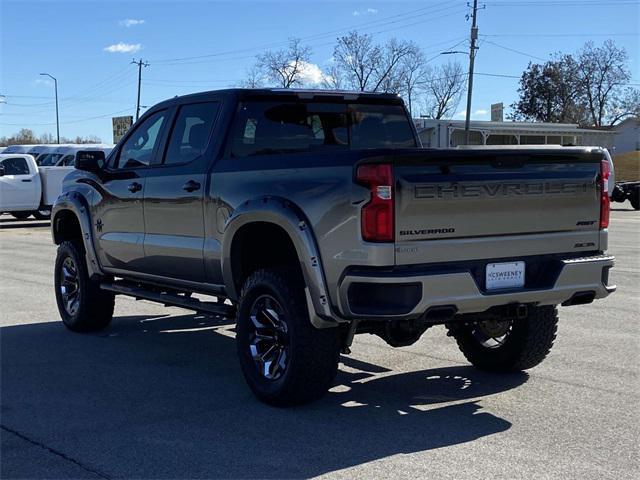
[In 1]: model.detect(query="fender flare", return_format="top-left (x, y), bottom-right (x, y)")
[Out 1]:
top-left (221, 197), bottom-right (340, 327)
top-left (51, 192), bottom-right (104, 279)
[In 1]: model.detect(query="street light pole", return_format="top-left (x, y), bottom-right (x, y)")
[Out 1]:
top-left (40, 73), bottom-right (59, 143)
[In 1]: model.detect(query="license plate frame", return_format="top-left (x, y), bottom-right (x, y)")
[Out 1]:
top-left (486, 261), bottom-right (525, 291)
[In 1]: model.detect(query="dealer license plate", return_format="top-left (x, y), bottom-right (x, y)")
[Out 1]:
top-left (486, 261), bottom-right (525, 290)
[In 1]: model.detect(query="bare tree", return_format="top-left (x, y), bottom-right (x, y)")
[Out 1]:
top-left (321, 63), bottom-right (344, 90)
top-left (241, 65), bottom-right (265, 88)
top-left (608, 87), bottom-right (640, 125)
top-left (422, 62), bottom-right (466, 119)
top-left (255, 38), bottom-right (312, 88)
top-left (333, 31), bottom-right (381, 91)
top-left (577, 40), bottom-right (631, 126)
top-left (398, 44), bottom-right (426, 116)
top-left (373, 39), bottom-right (417, 93)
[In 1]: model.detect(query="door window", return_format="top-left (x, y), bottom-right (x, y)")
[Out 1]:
top-left (163, 102), bottom-right (219, 165)
top-left (1, 157), bottom-right (30, 175)
top-left (117, 110), bottom-right (167, 169)
top-left (59, 154), bottom-right (75, 166)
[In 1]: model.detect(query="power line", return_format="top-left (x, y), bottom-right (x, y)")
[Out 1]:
top-left (1, 107), bottom-right (133, 127)
top-left (152, 3), bottom-right (468, 65)
top-left (483, 40), bottom-right (548, 61)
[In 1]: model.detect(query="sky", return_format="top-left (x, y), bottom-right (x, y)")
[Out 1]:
top-left (1, 0), bottom-right (639, 143)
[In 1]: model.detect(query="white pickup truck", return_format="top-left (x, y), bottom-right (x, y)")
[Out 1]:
top-left (0, 154), bottom-right (73, 220)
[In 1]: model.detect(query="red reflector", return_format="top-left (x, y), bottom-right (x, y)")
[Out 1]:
top-left (600, 158), bottom-right (610, 229)
top-left (356, 164), bottom-right (394, 242)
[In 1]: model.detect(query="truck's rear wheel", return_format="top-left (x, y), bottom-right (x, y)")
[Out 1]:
top-left (236, 269), bottom-right (341, 406)
top-left (630, 186), bottom-right (640, 210)
top-left (449, 305), bottom-right (558, 372)
top-left (54, 240), bottom-right (114, 332)
top-left (33, 208), bottom-right (52, 220)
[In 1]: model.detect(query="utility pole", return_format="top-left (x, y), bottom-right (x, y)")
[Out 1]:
top-left (131, 59), bottom-right (149, 122)
top-left (464, 0), bottom-right (480, 144)
top-left (39, 73), bottom-right (59, 143)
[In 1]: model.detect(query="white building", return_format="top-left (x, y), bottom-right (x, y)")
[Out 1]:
top-left (612, 117), bottom-right (639, 155)
top-left (414, 118), bottom-right (617, 150)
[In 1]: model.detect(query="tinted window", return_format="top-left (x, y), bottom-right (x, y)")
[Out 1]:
top-left (1, 157), bottom-right (30, 175)
top-left (117, 110), bottom-right (166, 169)
top-left (349, 104), bottom-right (416, 148)
top-left (164, 102), bottom-right (219, 165)
top-left (231, 102), bottom-right (349, 157)
top-left (39, 153), bottom-right (64, 166)
top-left (230, 101), bottom-right (415, 157)
top-left (59, 154), bottom-right (75, 166)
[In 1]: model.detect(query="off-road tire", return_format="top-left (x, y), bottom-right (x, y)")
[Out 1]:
top-left (450, 305), bottom-right (558, 372)
top-left (10, 212), bottom-right (31, 220)
top-left (236, 268), bottom-right (341, 406)
top-left (54, 240), bottom-right (114, 332)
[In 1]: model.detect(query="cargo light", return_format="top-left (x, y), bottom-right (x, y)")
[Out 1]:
top-left (600, 158), bottom-right (610, 229)
top-left (356, 163), bottom-right (394, 242)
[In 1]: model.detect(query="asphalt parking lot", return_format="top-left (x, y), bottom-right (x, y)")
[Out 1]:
top-left (1, 206), bottom-right (638, 480)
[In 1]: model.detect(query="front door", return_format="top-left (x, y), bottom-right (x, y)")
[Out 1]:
top-left (93, 110), bottom-right (169, 272)
top-left (141, 101), bottom-right (220, 282)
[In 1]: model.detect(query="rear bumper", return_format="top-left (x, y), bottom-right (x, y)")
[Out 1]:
top-left (337, 254), bottom-right (615, 320)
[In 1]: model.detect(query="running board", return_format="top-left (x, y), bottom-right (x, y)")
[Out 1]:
top-left (100, 281), bottom-right (235, 317)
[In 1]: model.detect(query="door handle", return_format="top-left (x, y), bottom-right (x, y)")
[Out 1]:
top-left (21, 179), bottom-right (32, 182)
top-left (182, 180), bottom-right (201, 192)
top-left (127, 182), bottom-right (142, 193)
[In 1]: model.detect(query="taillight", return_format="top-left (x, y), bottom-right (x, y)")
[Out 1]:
top-left (600, 158), bottom-right (610, 229)
top-left (356, 163), bottom-right (394, 242)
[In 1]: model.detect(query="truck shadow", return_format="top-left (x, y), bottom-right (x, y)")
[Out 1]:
top-left (1, 313), bottom-right (526, 479)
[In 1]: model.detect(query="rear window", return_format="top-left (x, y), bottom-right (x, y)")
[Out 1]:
top-left (230, 101), bottom-right (415, 157)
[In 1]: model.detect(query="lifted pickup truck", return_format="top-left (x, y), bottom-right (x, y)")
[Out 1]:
top-left (51, 89), bottom-right (615, 406)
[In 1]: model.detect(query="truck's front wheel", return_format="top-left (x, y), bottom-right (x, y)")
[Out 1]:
top-left (236, 269), bottom-right (341, 406)
top-left (54, 240), bottom-right (114, 332)
top-left (449, 305), bottom-right (558, 372)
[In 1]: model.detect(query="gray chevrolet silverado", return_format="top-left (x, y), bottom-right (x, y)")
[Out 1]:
top-left (51, 88), bottom-right (615, 406)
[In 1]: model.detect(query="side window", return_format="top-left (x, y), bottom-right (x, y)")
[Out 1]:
top-left (163, 102), bottom-right (219, 165)
top-left (1, 157), bottom-right (30, 175)
top-left (59, 154), bottom-right (75, 166)
top-left (117, 110), bottom-right (166, 169)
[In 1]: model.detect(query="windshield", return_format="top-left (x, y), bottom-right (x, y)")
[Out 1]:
top-left (38, 153), bottom-right (64, 166)
top-left (230, 101), bottom-right (416, 157)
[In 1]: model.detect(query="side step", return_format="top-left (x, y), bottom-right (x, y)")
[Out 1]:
top-left (101, 281), bottom-right (235, 318)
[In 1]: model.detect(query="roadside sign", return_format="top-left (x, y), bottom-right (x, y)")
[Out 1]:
top-left (491, 103), bottom-right (504, 122)
top-left (112, 116), bottom-right (133, 143)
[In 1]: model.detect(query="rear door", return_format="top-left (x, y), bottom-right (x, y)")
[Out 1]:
top-left (140, 101), bottom-right (220, 282)
top-left (393, 149), bottom-right (603, 265)
top-left (0, 156), bottom-right (40, 211)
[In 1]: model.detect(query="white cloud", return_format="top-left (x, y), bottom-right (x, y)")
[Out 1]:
top-left (104, 42), bottom-right (142, 53)
top-left (296, 61), bottom-right (332, 86)
top-left (34, 78), bottom-right (53, 87)
top-left (454, 109), bottom-right (490, 118)
top-left (475, 109), bottom-right (488, 116)
top-left (119, 18), bottom-right (145, 27)
top-left (353, 8), bottom-right (378, 16)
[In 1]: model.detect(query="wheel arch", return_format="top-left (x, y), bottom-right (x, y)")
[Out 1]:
top-left (222, 197), bottom-right (338, 327)
top-left (51, 192), bottom-right (103, 279)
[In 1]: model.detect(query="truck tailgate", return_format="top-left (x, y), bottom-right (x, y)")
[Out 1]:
top-left (393, 149), bottom-right (604, 265)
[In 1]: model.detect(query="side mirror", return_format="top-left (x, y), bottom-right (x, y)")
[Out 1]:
top-left (0, 165), bottom-right (4, 177)
top-left (75, 150), bottom-right (105, 173)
